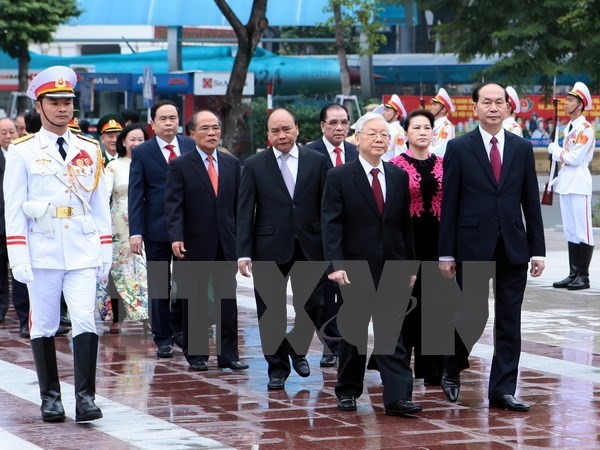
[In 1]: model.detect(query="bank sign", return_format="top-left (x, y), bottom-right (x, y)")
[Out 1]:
top-left (193, 72), bottom-right (254, 96)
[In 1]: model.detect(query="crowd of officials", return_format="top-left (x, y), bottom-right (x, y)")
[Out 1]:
top-left (0, 65), bottom-right (595, 423)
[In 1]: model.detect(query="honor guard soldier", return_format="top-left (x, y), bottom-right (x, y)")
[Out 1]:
top-left (4, 66), bottom-right (112, 422)
top-left (430, 87), bottom-right (456, 157)
top-left (374, 94), bottom-right (408, 160)
top-left (97, 113), bottom-right (125, 166)
top-left (549, 82), bottom-right (595, 290)
top-left (503, 86), bottom-right (523, 137)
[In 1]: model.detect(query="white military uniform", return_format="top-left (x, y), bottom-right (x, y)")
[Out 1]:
top-left (431, 116), bottom-right (455, 157)
top-left (552, 115), bottom-right (595, 245)
top-left (382, 120), bottom-right (407, 161)
top-left (4, 129), bottom-right (112, 338)
top-left (503, 117), bottom-right (523, 137)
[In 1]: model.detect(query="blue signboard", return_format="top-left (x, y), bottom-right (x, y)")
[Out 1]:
top-left (131, 72), bottom-right (192, 94)
top-left (75, 73), bottom-right (131, 92)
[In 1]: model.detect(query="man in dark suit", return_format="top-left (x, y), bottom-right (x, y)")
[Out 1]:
top-left (238, 108), bottom-right (328, 390)
top-left (438, 81), bottom-right (545, 411)
top-left (306, 103), bottom-right (358, 368)
top-left (321, 112), bottom-right (422, 417)
top-left (165, 110), bottom-right (248, 372)
top-left (0, 118), bottom-right (28, 332)
top-left (129, 100), bottom-right (195, 358)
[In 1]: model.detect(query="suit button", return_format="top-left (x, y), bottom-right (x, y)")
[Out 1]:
top-left (494, 216), bottom-right (498, 220)
top-left (65, 189), bottom-right (69, 193)
top-left (291, 224), bottom-right (295, 228)
top-left (64, 224), bottom-right (69, 229)
top-left (292, 204), bottom-right (296, 208)
top-left (63, 173), bottom-right (67, 177)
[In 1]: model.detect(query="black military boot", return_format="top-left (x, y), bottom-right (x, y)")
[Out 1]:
top-left (73, 332), bottom-right (103, 422)
top-left (553, 242), bottom-right (579, 288)
top-left (567, 244), bottom-right (594, 290)
top-left (31, 337), bottom-right (66, 422)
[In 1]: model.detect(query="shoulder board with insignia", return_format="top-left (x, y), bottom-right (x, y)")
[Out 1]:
top-left (77, 134), bottom-right (100, 145)
top-left (11, 133), bottom-right (36, 145)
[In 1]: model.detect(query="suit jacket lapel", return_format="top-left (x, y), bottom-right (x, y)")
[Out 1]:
top-left (265, 147), bottom-right (292, 199)
top-left (351, 159), bottom-right (381, 217)
top-left (190, 150), bottom-right (217, 198)
top-left (149, 137), bottom-right (169, 170)
top-left (295, 147), bottom-right (310, 199)
top-left (498, 130), bottom-right (515, 189)
top-left (382, 162), bottom-right (396, 219)
top-left (469, 130), bottom-right (497, 186)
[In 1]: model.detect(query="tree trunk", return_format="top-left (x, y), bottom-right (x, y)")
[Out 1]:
top-left (215, 0), bottom-right (268, 154)
top-left (17, 44), bottom-right (30, 113)
top-left (333, 3), bottom-right (351, 96)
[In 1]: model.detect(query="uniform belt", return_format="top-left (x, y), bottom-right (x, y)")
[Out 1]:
top-left (51, 205), bottom-right (85, 218)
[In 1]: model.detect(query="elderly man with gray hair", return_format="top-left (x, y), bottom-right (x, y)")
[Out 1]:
top-left (321, 112), bottom-right (421, 417)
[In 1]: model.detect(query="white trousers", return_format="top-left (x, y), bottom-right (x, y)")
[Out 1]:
top-left (28, 268), bottom-right (97, 339)
top-left (559, 194), bottom-right (594, 246)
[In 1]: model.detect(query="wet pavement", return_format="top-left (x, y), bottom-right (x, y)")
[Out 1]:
top-left (0, 228), bottom-right (599, 449)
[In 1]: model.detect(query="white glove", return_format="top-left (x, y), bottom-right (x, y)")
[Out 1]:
top-left (97, 263), bottom-right (111, 281)
top-left (548, 142), bottom-right (561, 155)
top-left (12, 264), bottom-right (34, 284)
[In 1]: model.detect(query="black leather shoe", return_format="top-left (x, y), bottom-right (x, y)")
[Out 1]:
top-left (20, 326), bottom-right (30, 338)
top-left (320, 355), bottom-right (337, 367)
top-left (55, 326), bottom-right (70, 336)
top-left (441, 372), bottom-right (460, 402)
top-left (189, 361), bottom-right (208, 371)
top-left (156, 345), bottom-right (174, 358)
top-left (218, 360), bottom-right (249, 371)
top-left (267, 377), bottom-right (285, 390)
top-left (385, 400), bottom-right (423, 416)
top-left (292, 356), bottom-right (310, 377)
top-left (337, 395), bottom-right (357, 411)
top-left (489, 394), bottom-right (530, 411)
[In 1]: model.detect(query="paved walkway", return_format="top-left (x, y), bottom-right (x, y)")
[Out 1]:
top-left (0, 229), bottom-right (598, 449)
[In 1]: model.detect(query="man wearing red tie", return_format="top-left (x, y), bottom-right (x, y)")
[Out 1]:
top-left (128, 100), bottom-right (195, 358)
top-left (438, 82), bottom-right (545, 411)
top-left (306, 104), bottom-right (358, 367)
top-left (165, 110), bottom-right (248, 372)
top-left (321, 112), bottom-right (420, 416)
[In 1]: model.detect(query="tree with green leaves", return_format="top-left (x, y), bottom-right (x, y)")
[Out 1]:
top-left (214, 0), bottom-right (268, 153)
top-left (0, 0), bottom-right (82, 105)
top-left (323, 0), bottom-right (387, 97)
top-left (420, 0), bottom-right (600, 89)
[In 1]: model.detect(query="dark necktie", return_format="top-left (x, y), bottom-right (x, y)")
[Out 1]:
top-left (490, 136), bottom-right (502, 183)
top-left (370, 168), bottom-right (384, 215)
top-left (57, 137), bottom-right (67, 160)
top-left (333, 147), bottom-right (343, 166)
top-left (165, 144), bottom-right (177, 162)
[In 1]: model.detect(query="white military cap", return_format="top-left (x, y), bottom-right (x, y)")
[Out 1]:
top-left (432, 87), bottom-right (455, 113)
top-left (568, 81), bottom-right (592, 111)
top-left (505, 86), bottom-right (521, 113)
top-left (383, 94), bottom-right (407, 118)
top-left (27, 66), bottom-right (77, 100)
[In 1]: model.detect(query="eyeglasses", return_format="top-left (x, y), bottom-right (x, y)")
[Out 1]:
top-left (360, 131), bottom-right (391, 140)
top-left (197, 125), bottom-right (222, 132)
top-left (323, 120), bottom-right (350, 127)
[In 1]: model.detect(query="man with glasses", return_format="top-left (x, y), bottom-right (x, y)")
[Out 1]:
top-left (129, 100), bottom-right (195, 359)
top-left (306, 103), bottom-right (358, 368)
top-left (165, 110), bottom-right (248, 372)
top-left (321, 112), bottom-right (421, 416)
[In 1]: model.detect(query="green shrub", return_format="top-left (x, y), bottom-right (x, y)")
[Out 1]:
top-left (593, 200), bottom-right (600, 227)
